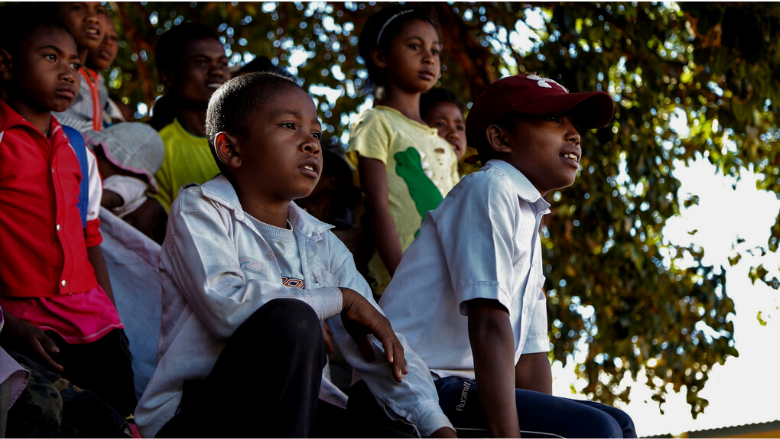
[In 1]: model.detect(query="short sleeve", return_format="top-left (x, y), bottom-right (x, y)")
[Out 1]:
top-left (346, 109), bottom-right (392, 165)
top-left (436, 172), bottom-right (520, 315)
top-left (84, 147), bottom-right (103, 247)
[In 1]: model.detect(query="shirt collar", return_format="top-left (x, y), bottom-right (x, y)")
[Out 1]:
top-left (199, 175), bottom-right (334, 240)
top-left (483, 159), bottom-right (551, 212)
top-left (0, 100), bottom-right (65, 144)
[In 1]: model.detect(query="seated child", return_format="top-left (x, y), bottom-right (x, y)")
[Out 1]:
top-left (353, 74), bottom-right (637, 438)
top-left (85, 122), bottom-right (168, 243)
top-left (152, 23), bottom-right (230, 212)
top-left (0, 14), bottom-right (136, 416)
top-left (50, 2), bottom-right (111, 132)
top-left (134, 72), bottom-right (456, 438)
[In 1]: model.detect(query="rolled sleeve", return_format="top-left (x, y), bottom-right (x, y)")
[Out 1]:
top-left (325, 234), bottom-right (454, 436)
top-left (84, 217), bottom-right (102, 247)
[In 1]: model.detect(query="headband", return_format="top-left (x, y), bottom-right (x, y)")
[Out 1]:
top-left (376, 9), bottom-right (414, 45)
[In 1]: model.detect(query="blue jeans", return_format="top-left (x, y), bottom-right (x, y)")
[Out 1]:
top-left (435, 376), bottom-right (637, 438)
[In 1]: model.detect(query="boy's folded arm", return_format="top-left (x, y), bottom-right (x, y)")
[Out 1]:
top-left (167, 204), bottom-right (342, 340)
top-left (326, 236), bottom-right (455, 436)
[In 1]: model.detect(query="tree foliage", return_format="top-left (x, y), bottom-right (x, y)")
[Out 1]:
top-left (64, 1), bottom-right (780, 417)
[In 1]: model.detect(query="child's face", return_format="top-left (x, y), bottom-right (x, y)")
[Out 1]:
top-left (2, 28), bottom-right (81, 114)
top-left (424, 101), bottom-right (467, 161)
top-left (58, 2), bottom-right (105, 52)
top-left (501, 113), bottom-right (582, 195)
top-left (87, 15), bottom-right (118, 71)
top-left (382, 19), bottom-right (441, 93)
top-left (234, 86), bottom-right (323, 202)
top-left (165, 38), bottom-right (229, 107)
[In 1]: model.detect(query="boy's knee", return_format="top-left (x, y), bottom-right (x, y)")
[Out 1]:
top-left (249, 298), bottom-right (323, 346)
top-left (587, 410), bottom-right (623, 438)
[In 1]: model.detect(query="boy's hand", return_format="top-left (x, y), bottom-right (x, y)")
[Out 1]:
top-left (1, 312), bottom-right (64, 373)
top-left (339, 287), bottom-right (408, 382)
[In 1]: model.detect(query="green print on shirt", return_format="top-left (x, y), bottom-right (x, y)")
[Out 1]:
top-left (394, 147), bottom-right (444, 236)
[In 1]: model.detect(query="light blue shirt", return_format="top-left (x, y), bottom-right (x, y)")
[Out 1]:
top-left (135, 175), bottom-right (452, 437)
top-left (380, 160), bottom-right (552, 380)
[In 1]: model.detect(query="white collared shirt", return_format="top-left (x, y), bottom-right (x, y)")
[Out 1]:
top-left (135, 175), bottom-right (452, 437)
top-left (380, 160), bottom-right (552, 380)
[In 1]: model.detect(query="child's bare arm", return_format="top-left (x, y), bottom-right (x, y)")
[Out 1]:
top-left (87, 246), bottom-right (115, 305)
top-left (515, 352), bottom-right (552, 394)
top-left (358, 156), bottom-right (403, 275)
top-left (468, 298), bottom-right (521, 438)
top-left (101, 189), bottom-right (124, 209)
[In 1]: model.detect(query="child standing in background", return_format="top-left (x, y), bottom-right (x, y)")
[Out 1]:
top-left (420, 87), bottom-right (482, 176)
top-left (50, 2), bottom-right (110, 132)
top-left (86, 12), bottom-right (126, 124)
top-left (347, 5), bottom-right (459, 296)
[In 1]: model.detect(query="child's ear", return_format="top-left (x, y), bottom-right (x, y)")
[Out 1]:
top-left (485, 124), bottom-right (512, 154)
top-left (0, 49), bottom-right (13, 81)
top-left (159, 67), bottom-right (174, 89)
top-left (370, 47), bottom-right (387, 69)
top-left (214, 132), bottom-right (242, 169)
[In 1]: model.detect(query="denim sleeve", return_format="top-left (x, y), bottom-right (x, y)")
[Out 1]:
top-left (323, 233), bottom-right (454, 437)
top-left (165, 191), bottom-right (342, 341)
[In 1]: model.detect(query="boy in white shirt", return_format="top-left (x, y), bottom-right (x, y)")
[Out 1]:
top-left (353, 74), bottom-right (637, 437)
top-left (135, 72), bottom-right (456, 438)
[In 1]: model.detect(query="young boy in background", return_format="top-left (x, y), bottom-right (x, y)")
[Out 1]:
top-left (363, 74), bottom-right (637, 437)
top-left (0, 13), bottom-right (136, 416)
top-left (421, 88), bottom-right (481, 176)
top-left (135, 72), bottom-right (455, 438)
top-left (50, 2), bottom-right (110, 132)
top-left (152, 22), bottom-right (230, 212)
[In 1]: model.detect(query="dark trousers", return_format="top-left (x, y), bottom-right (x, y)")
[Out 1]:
top-left (46, 329), bottom-right (137, 417)
top-left (349, 377), bottom-right (637, 438)
top-left (157, 299), bottom-right (327, 438)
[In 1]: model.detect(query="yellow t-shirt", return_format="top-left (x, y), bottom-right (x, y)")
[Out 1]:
top-left (154, 119), bottom-right (220, 213)
top-left (347, 106), bottom-right (459, 294)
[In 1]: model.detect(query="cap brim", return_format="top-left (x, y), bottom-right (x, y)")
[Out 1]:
top-left (514, 91), bottom-right (614, 129)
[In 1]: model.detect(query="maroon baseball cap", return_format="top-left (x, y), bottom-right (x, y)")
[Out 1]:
top-left (466, 73), bottom-right (614, 149)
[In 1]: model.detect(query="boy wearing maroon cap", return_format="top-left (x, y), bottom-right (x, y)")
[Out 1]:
top-left (353, 74), bottom-right (637, 437)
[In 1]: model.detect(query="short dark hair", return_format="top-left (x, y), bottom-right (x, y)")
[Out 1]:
top-left (205, 72), bottom-right (299, 176)
top-left (237, 55), bottom-right (297, 80)
top-left (155, 22), bottom-right (220, 74)
top-left (420, 88), bottom-right (465, 120)
top-left (0, 4), bottom-right (71, 57)
top-left (358, 5), bottom-right (439, 89)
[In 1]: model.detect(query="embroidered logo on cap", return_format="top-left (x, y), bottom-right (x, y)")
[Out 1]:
top-left (527, 74), bottom-right (568, 92)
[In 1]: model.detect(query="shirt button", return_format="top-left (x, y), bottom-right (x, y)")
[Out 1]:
top-left (61, 280), bottom-right (67, 287)
top-left (56, 224), bottom-right (61, 231)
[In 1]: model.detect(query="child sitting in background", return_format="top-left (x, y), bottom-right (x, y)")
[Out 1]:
top-left (50, 2), bottom-right (110, 132)
top-left (135, 72), bottom-right (455, 438)
top-left (347, 5), bottom-right (459, 296)
top-left (0, 13), bottom-right (136, 417)
top-left (420, 87), bottom-right (481, 176)
top-left (152, 22), bottom-right (230, 213)
top-left (85, 122), bottom-right (168, 243)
